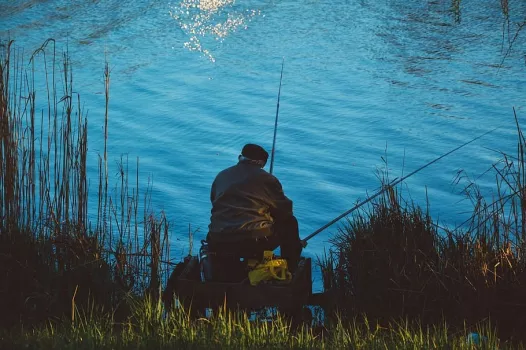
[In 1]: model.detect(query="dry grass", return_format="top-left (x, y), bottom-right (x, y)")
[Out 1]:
top-left (0, 39), bottom-right (172, 328)
top-left (319, 111), bottom-right (526, 343)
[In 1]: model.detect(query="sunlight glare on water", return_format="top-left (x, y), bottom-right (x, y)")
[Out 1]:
top-left (170, 0), bottom-right (262, 62)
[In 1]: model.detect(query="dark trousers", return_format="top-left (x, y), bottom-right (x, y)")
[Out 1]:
top-left (206, 216), bottom-right (303, 281)
top-left (271, 216), bottom-right (302, 270)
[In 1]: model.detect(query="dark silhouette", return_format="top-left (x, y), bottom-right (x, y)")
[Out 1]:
top-left (204, 144), bottom-right (302, 282)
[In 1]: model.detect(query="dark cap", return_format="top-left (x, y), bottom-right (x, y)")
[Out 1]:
top-left (241, 144), bottom-right (269, 161)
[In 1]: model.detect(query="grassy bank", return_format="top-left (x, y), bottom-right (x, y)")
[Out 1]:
top-left (1, 39), bottom-right (525, 348)
top-left (0, 297), bottom-right (515, 349)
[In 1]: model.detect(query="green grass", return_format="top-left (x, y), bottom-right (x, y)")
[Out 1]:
top-left (0, 297), bottom-right (516, 349)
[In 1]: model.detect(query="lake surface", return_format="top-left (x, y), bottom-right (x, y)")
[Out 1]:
top-left (2, 0), bottom-right (525, 286)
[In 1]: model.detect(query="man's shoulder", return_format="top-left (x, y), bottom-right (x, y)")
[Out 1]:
top-left (246, 165), bottom-right (277, 181)
top-left (215, 164), bottom-right (240, 178)
top-left (252, 168), bottom-right (283, 189)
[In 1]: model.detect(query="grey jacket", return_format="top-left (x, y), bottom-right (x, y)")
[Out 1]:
top-left (208, 161), bottom-right (294, 242)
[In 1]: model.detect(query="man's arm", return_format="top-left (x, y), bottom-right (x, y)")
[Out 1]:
top-left (210, 179), bottom-right (216, 203)
top-left (263, 175), bottom-right (294, 220)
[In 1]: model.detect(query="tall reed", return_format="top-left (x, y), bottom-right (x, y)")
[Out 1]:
top-left (0, 39), bottom-right (172, 327)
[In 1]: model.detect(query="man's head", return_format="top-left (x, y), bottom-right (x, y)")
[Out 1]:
top-left (239, 144), bottom-right (269, 168)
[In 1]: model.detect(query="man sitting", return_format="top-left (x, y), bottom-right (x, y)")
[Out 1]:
top-left (204, 143), bottom-right (302, 282)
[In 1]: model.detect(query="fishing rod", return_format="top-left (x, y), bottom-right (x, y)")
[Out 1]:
top-left (300, 126), bottom-right (499, 247)
top-left (269, 58), bottom-right (285, 175)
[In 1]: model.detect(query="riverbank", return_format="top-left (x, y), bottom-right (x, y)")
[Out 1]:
top-left (1, 41), bottom-right (525, 347)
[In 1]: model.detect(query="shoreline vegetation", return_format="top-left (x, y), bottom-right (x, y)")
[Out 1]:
top-left (1, 40), bottom-right (526, 349)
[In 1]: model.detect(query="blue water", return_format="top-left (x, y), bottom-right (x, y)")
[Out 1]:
top-left (2, 0), bottom-right (525, 287)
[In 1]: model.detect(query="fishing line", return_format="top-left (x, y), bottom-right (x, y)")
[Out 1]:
top-left (301, 126), bottom-right (500, 247)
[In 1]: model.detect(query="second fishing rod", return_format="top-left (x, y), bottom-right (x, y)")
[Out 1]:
top-left (269, 58), bottom-right (284, 175)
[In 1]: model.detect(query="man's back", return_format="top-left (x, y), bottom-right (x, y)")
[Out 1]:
top-left (205, 144), bottom-right (302, 278)
top-left (208, 161), bottom-right (293, 243)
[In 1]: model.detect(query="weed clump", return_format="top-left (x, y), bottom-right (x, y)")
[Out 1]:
top-left (320, 119), bottom-right (526, 342)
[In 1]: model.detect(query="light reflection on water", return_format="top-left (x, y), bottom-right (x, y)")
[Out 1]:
top-left (170, 0), bottom-right (262, 62)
